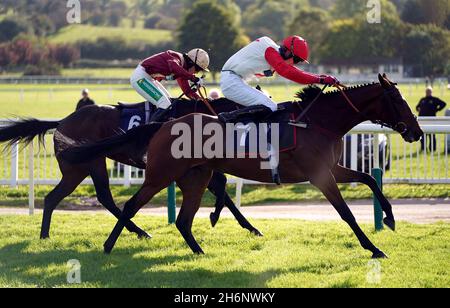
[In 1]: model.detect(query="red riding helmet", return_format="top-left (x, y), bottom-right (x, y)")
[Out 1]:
top-left (282, 36), bottom-right (309, 64)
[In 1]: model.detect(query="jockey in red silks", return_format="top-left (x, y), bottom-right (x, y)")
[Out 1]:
top-left (219, 36), bottom-right (339, 123)
top-left (131, 48), bottom-right (210, 122)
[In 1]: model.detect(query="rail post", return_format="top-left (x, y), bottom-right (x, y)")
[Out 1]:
top-left (10, 141), bottom-right (19, 189)
top-left (28, 142), bottom-right (34, 216)
top-left (124, 165), bottom-right (131, 188)
top-left (235, 178), bottom-right (244, 208)
top-left (372, 134), bottom-right (384, 231)
top-left (168, 182), bottom-right (176, 224)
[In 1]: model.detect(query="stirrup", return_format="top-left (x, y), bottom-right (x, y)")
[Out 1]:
top-left (289, 120), bottom-right (308, 128)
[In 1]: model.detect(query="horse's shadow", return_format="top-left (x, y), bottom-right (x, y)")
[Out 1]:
top-left (0, 241), bottom-right (338, 288)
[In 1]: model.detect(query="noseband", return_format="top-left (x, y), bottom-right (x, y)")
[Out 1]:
top-left (375, 88), bottom-right (409, 134)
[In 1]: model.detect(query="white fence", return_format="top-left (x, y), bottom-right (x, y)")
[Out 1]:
top-left (0, 118), bottom-right (449, 212)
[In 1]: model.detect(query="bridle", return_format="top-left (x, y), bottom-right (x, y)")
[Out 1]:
top-left (372, 88), bottom-right (409, 135)
top-left (337, 84), bottom-right (410, 135)
top-left (296, 83), bottom-right (410, 135)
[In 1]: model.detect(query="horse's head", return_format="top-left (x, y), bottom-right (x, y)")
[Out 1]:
top-left (372, 74), bottom-right (423, 143)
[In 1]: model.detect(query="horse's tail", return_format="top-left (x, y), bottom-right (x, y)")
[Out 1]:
top-left (0, 118), bottom-right (60, 149)
top-left (60, 123), bottom-right (164, 164)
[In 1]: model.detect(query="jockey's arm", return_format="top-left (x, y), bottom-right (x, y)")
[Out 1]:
top-left (177, 78), bottom-right (201, 100)
top-left (167, 59), bottom-right (197, 82)
top-left (265, 47), bottom-right (320, 84)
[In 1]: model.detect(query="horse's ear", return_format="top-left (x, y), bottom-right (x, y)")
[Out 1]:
top-left (378, 73), bottom-right (390, 88)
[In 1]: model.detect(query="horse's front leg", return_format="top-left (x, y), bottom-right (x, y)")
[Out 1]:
top-left (310, 169), bottom-right (388, 259)
top-left (332, 165), bottom-right (395, 231)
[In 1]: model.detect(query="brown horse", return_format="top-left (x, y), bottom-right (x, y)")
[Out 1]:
top-left (0, 98), bottom-right (263, 240)
top-left (62, 74), bottom-right (424, 259)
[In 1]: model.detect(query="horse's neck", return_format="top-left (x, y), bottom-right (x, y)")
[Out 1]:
top-left (309, 85), bottom-right (383, 139)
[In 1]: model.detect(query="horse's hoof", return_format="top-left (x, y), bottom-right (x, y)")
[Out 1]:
top-left (250, 229), bottom-right (264, 237)
top-left (383, 218), bottom-right (396, 231)
top-left (210, 213), bottom-right (219, 228)
top-left (193, 248), bottom-right (205, 255)
top-left (104, 243), bottom-right (114, 255)
top-left (137, 232), bottom-right (152, 240)
top-left (372, 250), bottom-right (389, 259)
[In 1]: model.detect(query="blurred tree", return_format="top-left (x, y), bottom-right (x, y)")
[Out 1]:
top-left (320, 12), bottom-right (405, 62)
top-left (178, 0), bottom-right (249, 74)
top-left (402, 24), bottom-right (450, 78)
top-left (331, 0), bottom-right (398, 19)
top-left (30, 15), bottom-right (55, 36)
top-left (0, 18), bottom-right (30, 43)
top-left (320, 19), bottom-right (360, 60)
top-left (49, 44), bottom-right (81, 67)
top-left (129, 0), bottom-right (162, 28)
top-left (243, 0), bottom-right (309, 41)
top-left (402, 0), bottom-right (449, 27)
top-left (144, 14), bottom-right (163, 29)
top-left (289, 7), bottom-right (331, 63)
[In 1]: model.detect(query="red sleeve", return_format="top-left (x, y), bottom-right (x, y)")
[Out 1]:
top-left (265, 47), bottom-right (321, 84)
top-left (168, 59), bottom-right (196, 81)
top-left (177, 78), bottom-right (201, 100)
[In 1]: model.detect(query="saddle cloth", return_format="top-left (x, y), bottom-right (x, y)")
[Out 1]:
top-left (119, 102), bottom-right (155, 131)
top-left (231, 111), bottom-right (297, 157)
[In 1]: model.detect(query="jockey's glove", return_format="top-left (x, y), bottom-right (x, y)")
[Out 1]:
top-left (193, 77), bottom-right (205, 88)
top-left (320, 75), bottom-right (339, 86)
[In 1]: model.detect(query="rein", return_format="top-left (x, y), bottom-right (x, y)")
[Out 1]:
top-left (293, 83), bottom-right (362, 124)
top-left (335, 84), bottom-right (361, 113)
top-left (293, 85), bottom-right (328, 123)
top-left (197, 85), bottom-right (218, 116)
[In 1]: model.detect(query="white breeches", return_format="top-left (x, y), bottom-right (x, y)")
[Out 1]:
top-left (220, 71), bottom-right (277, 111)
top-left (130, 65), bottom-right (172, 109)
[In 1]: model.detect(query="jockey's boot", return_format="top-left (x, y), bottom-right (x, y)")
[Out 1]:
top-left (218, 105), bottom-right (272, 123)
top-left (149, 107), bottom-right (170, 123)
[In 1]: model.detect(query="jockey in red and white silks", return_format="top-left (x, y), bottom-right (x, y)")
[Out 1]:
top-left (219, 36), bottom-right (339, 122)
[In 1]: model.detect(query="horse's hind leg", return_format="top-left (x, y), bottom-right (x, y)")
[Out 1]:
top-left (89, 160), bottom-right (152, 239)
top-left (208, 172), bottom-right (263, 236)
top-left (332, 165), bottom-right (395, 231)
top-left (208, 172), bottom-right (227, 227)
top-left (311, 169), bottom-right (387, 259)
top-left (40, 170), bottom-right (87, 239)
top-left (177, 167), bottom-right (213, 254)
top-left (103, 182), bottom-right (168, 254)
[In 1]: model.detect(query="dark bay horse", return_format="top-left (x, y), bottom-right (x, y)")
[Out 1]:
top-left (0, 98), bottom-right (262, 239)
top-left (63, 74), bottom-right (423, 259)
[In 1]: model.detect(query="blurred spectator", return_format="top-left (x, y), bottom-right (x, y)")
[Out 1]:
top-left (76, 89), bottom-right (96, 111)
top-left (208, 89), bottom-right (221, 100)
top-left (416, 87), bottom-right (447, 151)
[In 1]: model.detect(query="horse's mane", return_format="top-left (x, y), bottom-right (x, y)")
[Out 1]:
top-left (296, 83), bottom-right (380, 105)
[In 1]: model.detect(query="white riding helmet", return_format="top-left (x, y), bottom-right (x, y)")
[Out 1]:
top-left (187, 48), bottom-right (210, 72)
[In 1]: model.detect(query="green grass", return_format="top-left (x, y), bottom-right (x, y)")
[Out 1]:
top-left (48, 24), bottom-right (172, 44)
top-left (0, 214), bottom-right (448, 288)
top-left (61, 68), bottom-right (135, 78)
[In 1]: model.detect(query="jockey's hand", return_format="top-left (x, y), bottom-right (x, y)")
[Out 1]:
top-left (193, 77), bottom-right (205, 88)
top-left (165, 75), bottom-right (175, 81)
top-left (320, 75), bottom-right (339, 86)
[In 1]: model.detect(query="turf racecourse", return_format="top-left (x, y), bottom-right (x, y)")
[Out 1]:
top-left (0, 214), bottom-right (448, 288)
